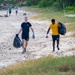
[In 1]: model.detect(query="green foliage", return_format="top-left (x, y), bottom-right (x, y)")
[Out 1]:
top-left (0, 0), bottom-right (3, 3)
top-left (52, 1), bottom-right (63, 10)
top-left (26, 0), bottom-right (40, 6)
top-left (25, 0), bottom-right (75, 11)
top-left (38, 0), bottom-right (48, 7)
top-left (65, 6), bottom-right (75, 10)
top-left (9, 0), bottom-right (15, 4)
top-left (30, 8), bottom-right (75, 23)
top-left (38, 0), bottom-right (55, 7)
top-left (73, 1), bottom-right (75, 6)
top-left (65, 6), bottom-right (75, 13)
top-left (16, 2), bottom-right (26, 6)
top-left (38, 0), bottom-right (47, 7)
top-left (0, 0), bottom-right (75, 11)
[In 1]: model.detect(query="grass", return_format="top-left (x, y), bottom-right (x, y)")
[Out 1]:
top-left (25, 7), bottom-right (75, 30)
top-left (0, 7), bottom-right (75, 75)
top-left (32, 12), bottom-right (75, 24)
top-left (66, 23), bottom-right (75, 32)
top-left (25, 7), bottom-right (75, 23)
top-left (66, 23), bottom-right (75, 37)
top-left (0, 56), bottom-right (75, 75)
top-left (25, 7), bottom-right (75, 37)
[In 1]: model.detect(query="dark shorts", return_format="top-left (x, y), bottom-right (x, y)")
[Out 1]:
top-left (16, 11), bottom-right (18, 14)
top-left (22, 33), bottom-right (29, 41)
top-left (9, 11), bottom-right (11, 14)
top-left (52, 35), bottom-right (60, 41)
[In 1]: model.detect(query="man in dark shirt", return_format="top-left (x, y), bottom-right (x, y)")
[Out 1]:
top-left (17, 17), bottom-right (35, 54)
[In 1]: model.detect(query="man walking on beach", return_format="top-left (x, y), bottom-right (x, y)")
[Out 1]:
top-left (46, 19), bottom-right (60, 52)
top-left (17, 17), bottom-right (35, 54)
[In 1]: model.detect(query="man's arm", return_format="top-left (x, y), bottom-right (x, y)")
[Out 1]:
top-left (46, 28), bottom-right (50, 38)
top-left (47, 28), bottom-right (50, 34)
top-left (30, 26), bottom-right (35, 39)
top-left (18, 27), bottom-right (22, 34)
top-left (30, 26), bottom-right (34, 34)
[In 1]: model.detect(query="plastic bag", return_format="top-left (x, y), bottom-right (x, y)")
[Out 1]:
top-left (58, 22), bottom-right (66, 35)
top-left (13, 34), bottom-right (22, 48)
top-left (32, 34), bottom-right (35, 39)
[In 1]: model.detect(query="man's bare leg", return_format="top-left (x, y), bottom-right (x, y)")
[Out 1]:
top-left (22, 39), bottom-right (26, 54)
top-left (53, 41), bottom-right (55, 51)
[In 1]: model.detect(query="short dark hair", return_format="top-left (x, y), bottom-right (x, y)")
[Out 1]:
top-left (51, 19), bottom-right (55, 22)
top-left (51, 19), bottom-right (55, 24)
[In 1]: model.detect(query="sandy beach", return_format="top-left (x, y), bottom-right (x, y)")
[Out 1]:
top-left (0, 7), bottom-right (75, 69)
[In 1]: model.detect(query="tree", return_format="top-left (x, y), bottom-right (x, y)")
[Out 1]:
top-left (38, 0), bottom-right (55, 7)
top-left (26, 0), bottom-right (40, 6)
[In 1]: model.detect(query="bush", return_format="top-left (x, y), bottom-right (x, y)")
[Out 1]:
top-left (52, 2), bottom-right (63, 10)
top-left (38, 0), bottom-right (48, 7)
top-left (65, 6), bottom-right (75, 13)
top-left (26, 0), bottom-right (40, 6)
top-left (65, 6), bottom-right (75, 10)
top-left (38, 0), bottom-right (54, 7)
top-left (73, 2), bottom-right (75, 7)
top-left (16, 2), bottom-right (26, 6)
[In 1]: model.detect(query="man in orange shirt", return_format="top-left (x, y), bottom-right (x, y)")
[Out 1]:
top-left (46, 19), bottom-right (60, 52)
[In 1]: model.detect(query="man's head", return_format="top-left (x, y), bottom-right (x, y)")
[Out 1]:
top-left (24, 17), bottom-right (28, 22)
top-left (51, 19), bottom-right (55, 24)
